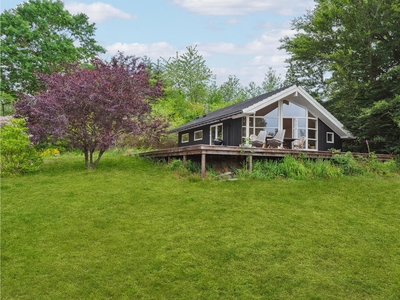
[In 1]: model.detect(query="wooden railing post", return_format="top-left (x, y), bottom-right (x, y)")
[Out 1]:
top-left (248, 155), bottom-right (253, 172)
top-left (201, 154), bottom-right (206, 179)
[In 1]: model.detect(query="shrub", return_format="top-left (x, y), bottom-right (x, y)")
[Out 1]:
top-left (39, 148), bottom-right (60, 157)
top-left (0, 118), bottom-right (42, 175)
top-left (168, 159), bottom-right (184, 171)
top-left (279, 155), bottom-right (309, 179)
top-left (304, 159), bottom-right (342, 178)
top-left (186, 160), bottom-right (201, 174)
top-left (366, 156), bottom-right (398, 175)
top-left (330, 152), bottom-right (363, 175)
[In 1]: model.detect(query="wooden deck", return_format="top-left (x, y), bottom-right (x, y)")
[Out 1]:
top-left (139, 145), bottom-right (395, 178)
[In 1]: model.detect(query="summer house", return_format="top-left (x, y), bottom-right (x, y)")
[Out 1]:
top-left (169, 84), bottom-right (354, 150)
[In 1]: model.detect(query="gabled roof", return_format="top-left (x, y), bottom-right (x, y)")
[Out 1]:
top-left (170, 84), bottom-right (354, 139)
top-left (169, 85), bottom-right (291, 133)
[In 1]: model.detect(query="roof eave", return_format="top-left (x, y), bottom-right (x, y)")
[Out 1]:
top-left (168, 110), bottom-right (243, 133)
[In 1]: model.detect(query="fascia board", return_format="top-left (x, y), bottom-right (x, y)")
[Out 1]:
top-left (243, 85), bottom-right (354, 139)
top-left (242, 85), bottom-right (298, 114)
top-left (296, 86), bottom-right (354, 138)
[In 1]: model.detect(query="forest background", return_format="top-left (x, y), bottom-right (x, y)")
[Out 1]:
top-left (1, 0), bottom-right (399, 154)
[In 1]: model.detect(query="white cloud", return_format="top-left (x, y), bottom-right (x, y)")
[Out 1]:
top-left (65, 2), bottom-right (135, 23)
top-left (104, 23), bottom-right (296, 85)
top-left (106, 42), bottom-right (178, 60)
top-left (172, 0), bottom-right (314, 16)
top-left (226, 18), bottom-right (241, 25)
top-left (195, 25), bottom-right (295, 85)
top-left (197, 25), bottom-right (295, 56)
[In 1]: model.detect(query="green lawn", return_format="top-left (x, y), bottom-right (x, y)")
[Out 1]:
top-left (2, 155), bottom-right (400, 299)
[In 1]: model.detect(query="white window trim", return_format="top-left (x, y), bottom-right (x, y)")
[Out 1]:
top-left (210, 123), bottom-right (223, 145)
top-left (194, 130), bottom-right (203, 141)
top-left (326, 132), bottom-right (334, 143)
top-left (181, 133), bottom-right (189, 143)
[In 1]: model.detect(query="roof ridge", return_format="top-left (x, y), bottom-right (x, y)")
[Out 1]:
top-left (169, 84), bottom-right (295, 133)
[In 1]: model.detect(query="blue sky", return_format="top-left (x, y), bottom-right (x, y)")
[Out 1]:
top-left (2, 0), bottom-right (315, 85)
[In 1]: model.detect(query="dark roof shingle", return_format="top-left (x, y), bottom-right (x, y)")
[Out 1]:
top-left (169, 85), bottom-right (292, 133)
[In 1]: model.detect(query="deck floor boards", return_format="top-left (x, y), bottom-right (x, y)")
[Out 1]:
top-left (139, 145), bottom-right (394, 161)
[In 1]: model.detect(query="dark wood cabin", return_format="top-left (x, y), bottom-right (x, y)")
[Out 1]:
top-left (170, 84), bottom-right (353, 151)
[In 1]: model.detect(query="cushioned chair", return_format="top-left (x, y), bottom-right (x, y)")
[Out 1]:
top-left (292, 136), bottom-right (306, 149)
top-left (250, 130), bottom-right (267, 147)
top-left (267, 129), bottom-right (286, 149)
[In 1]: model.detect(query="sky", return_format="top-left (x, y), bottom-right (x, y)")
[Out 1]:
top-left (2, 0), bottom-right (315, 86)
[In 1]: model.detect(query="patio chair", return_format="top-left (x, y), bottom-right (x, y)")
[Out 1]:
top-left (250, 130), bottom-right (267, 147)
top-left (292, 136), bottom-right (306, 149)
top-left (267, 129), bottom-right (286, 149)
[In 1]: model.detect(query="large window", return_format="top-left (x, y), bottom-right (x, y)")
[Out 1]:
top-left (308, 112), bottom-right (317, 149)
top-left (259, 103), bottom-right (278, 136)
top-left (242, 103), bottom-right (278, 141)
top-left (282, 101), bottom-right (306, 139)
top-left (242, 100), bottom-right (318, 150)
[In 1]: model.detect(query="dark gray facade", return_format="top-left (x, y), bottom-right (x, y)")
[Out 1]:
top-left (172, 85), bottom-right (354, 150)
top-left (179, 117), bottom-right (344, 151)
top-left (178, 118), bottom-right (243, 147)
top-left (318, 119), bottom-right (342, 151)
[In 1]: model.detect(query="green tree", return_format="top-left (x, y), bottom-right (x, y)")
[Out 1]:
top-left (261, 67), bottom-right (284, 93)
top-left (151, 87), bottom-right (204, 127)
top-left (162, 46), bottom-right (214, 103)
top-left (0, 92), bottom-right (16, 116)
top-left (280, 0), bottom-right (400, 154)
top-left (0, 0), bottom-right (105, 96)
top-left (245, 68), bottom-right (285, 99)
top-left (218, 75), bottom-right (247, 103)
top-left (245, 81), bottom-right (263, 98)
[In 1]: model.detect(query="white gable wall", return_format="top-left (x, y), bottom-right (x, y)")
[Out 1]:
top-left (243, 85), bottom-right (353, 139)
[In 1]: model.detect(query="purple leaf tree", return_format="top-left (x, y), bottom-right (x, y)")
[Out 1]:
top-left (16, 53), bottom-right (167, 169)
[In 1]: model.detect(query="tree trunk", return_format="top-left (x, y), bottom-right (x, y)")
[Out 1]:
top-left (84, 150), bottom-right (89, 169)
top-left (89, 149), bottom-right (95, 169)
top-left (92, 150), bottom-right (105, 169)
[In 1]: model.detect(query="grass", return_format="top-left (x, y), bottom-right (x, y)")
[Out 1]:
top-left (2, 155), bottom-right (400, 299)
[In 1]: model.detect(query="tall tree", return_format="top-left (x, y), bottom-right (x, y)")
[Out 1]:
top-left (245, 81), bottom-right (262, 98)
top-left (261, 67), bottom-right (284, 93)
top-left (162, 46), bottom-right (214, 103)
top-left (15, 53), bottom-right (167, 169)
top-left (280, 0), bottom-right (400, 153)
top-left (218, 75), bottom-right (247, 103)
top-left (1, 0), bottom-right (105, 96)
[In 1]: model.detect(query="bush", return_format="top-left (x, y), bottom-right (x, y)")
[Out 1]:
top-left (304, 159), bottom-right (342, 178)
top-left (0, 118), bottom-right (42, 175)
top-left (279, 155), bottom-right (309, 178)
top-left (330, 152), bottom-right (363, 175)
top-left (168, 159), bottom-right (184, 171)
top-left (363, 154), bottom-right (399, 175)
top-left (186, 160), bottom-right (201, 174)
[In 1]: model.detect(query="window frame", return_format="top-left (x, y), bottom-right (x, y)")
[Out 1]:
top-left (326, 132), bottom-right (334, 143)
top-left (210, 123), bottom-right (223, 145)
top-left (194, 130), bottom-right (203, 141)
top-left (181, 132), bottom-right (189, 143)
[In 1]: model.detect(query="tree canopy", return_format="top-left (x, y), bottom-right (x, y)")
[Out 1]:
top-left (280, 0), bottom-right (400, 153)
top-left (0, 0), bottom-right (105, 96)
top-left (15, 54), bottom-right (167, 169)
top-left (162, 46), bottom-right (214, 103)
